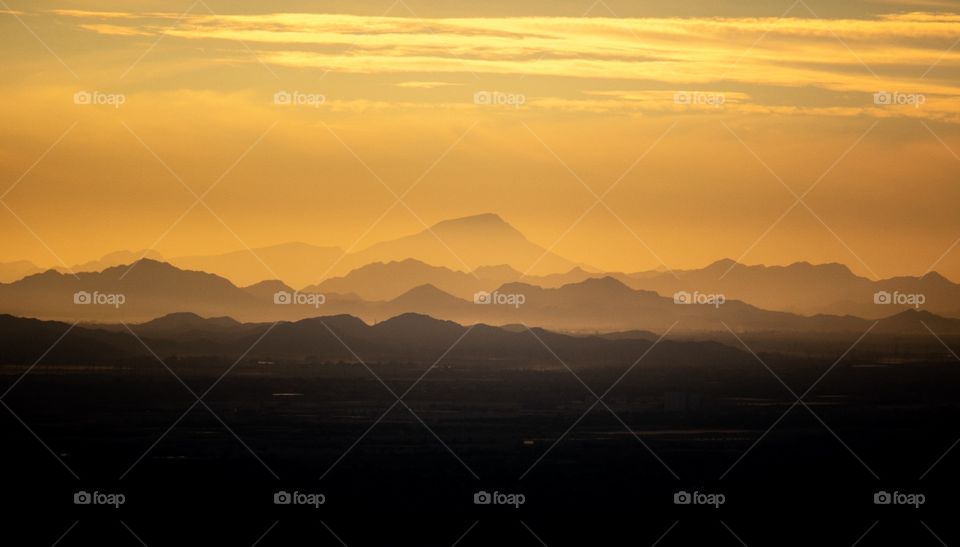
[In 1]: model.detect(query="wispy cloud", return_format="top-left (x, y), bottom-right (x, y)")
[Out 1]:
top-left (34, 9), bottom-right (960, 121)
top-left (394, 81), bottom-right (463, 89)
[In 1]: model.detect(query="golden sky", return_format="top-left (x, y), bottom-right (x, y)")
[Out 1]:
top-left (1, 0), bottom-right (959, 279)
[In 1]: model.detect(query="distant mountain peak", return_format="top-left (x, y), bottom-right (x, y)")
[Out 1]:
top-left (433, 212), bottom-right (506, 226)
top-left (380, 312), bottom-right (447, 325)
top-left (154, 311), bottom-right (204, 321)
top-left (102, 249), bottom-right (163, 261)
top-left (695, 259), bottom-right (866, 282)
top-left (890, 308), bottom-right (938, 319)
top-left (784, 260), bottom-right (855, 275)
top-left (294, 314), bottom-right (370, 331)
top-left (243, 279), bottom-right (291, 290)
top-left (133, 312), bottom-right (243, 334)
top-left (566, 276), bottom-right (633, 292)
top-left (390, 284), bottom-right (464, 304)
top-left (430, 213), bottom-right (521, 235)
top-left (346, 213), bottom-right (585, 277)
top-left (374, 312), bottom-right (464, 333)
top-left (402, 283), bottom-right (453, 295)
top-left (242, 279), bottom-right (295, 297)
top-left (373, 258), bottom-right (441, 270)
top-left (61, 249), bottom-right (165, 274)
top-left (704, 258), bottom-right (740, 271)
top-left (96, 257), bottom-right (175, 276)
top-left (921, 271), bottom-right (952, 284)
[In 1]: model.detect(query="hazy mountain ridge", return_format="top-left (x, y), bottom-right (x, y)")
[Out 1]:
top-left (3, 259), bottom-right (960, 336)
top-left (4, 212), bottom-right (958, 325)
top-left (620, 259), bottom-right (960, 319)
top-left (0, 311), bottom-right (751, 370)
top-left (0, 259), bottom-right (263, 322)
top-left (171, 242), bottom-right (344, 290)
top-left (66, 250), bottom-right (165, 275)
top-left (163, 214), bottom-right (589, 288)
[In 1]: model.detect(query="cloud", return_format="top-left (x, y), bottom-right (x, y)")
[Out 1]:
top-left (77, 23), bottom-right (154, 37)
top-left (34, 9), bottom-right (960, 120)
top-left (394, 81), bottom-right (463, 89)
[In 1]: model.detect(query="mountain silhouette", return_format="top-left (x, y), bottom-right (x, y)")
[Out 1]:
top-left (171, 242), bottom-right (344, 289)
top-left (619, 259), bottom-right (960, 319)
top-left (0, 259), bottom-right (261, 322)
top-left (133, 311), bottom-right (242, 335)
top-left (65, 250), bottom-right (164, 274)
top-left (306, 258), bottom-right (609, 302)
top-left (374, 284), bottom-right (472, 322)
top-left (159, 214), bottom-right (588, 287)
top-left (3, 257), bottom-right (959, 336)
top-left (307, 259), bottom-right (483, 301)
top-left (241, 279), bottom-right (296, 301)
top-left (0, 312), bottom-right (750, 369)
top-left (375, 276), bottom-right (952, 334)
top-left (343, 213), bottom-right (587, 277)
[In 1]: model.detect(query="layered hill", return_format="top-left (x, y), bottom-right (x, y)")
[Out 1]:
top-left (3, 258), bottom-right (958, 337)
top-left (160, 213), bottom-right (589, 288)
top-left (0, 312), bottom-right (747, 369)
top-left (619, 259), bottom-right (960, 319)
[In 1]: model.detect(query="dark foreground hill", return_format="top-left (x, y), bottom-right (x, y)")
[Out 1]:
top-left (0, 312), bottom-right (746, 368)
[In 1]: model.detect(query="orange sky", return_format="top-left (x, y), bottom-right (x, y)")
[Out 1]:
top-left (1, 0), bottom-right (959, 279)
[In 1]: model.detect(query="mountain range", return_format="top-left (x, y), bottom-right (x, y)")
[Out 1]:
top-left (294, 258), bottom-right (960, 321)
top-left (619, 259), bottom-right (960, 320)
top-left (0, 312), bottom-right (747, 369)
top-left (3, 214), bottom-right (580, 288)
top-left (2, 213), bottom-right (959, 327)
top-left (1, 258), bottom-right (959, 337)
